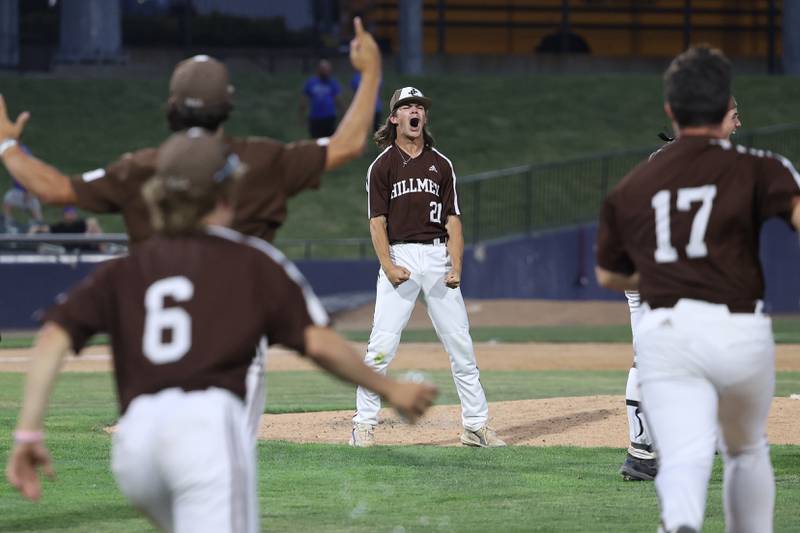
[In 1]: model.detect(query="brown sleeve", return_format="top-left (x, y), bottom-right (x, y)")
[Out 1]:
top-left (41, 260), bottom-right (118, 353)
top-left (275, 139), bottom-right (327, 197)
top-left (258, 255), bottom-right (327, 355)
top-left (439, 157), bottom-right (460, 218)
top-left (69, 157), bottom-right (131, 213)
top-left (755, 154), bottom-right (800, 226)
top-left (596, 196), bottom-right (636, 275)
top-left (367, 155), bottom-right (389, 219)
top-left (70, 148), bottom-right (158, 213)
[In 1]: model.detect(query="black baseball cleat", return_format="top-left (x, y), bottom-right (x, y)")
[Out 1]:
top-left (619, 452), bottom-right (657, 481)
top-left (674, 527), bottom-right (698, 533)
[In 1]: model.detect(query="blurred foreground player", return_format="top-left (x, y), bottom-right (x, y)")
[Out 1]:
top-left (6, 130), bottom-right (437, 533)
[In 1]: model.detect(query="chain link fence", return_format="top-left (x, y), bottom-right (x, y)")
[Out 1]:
top-left (2, 124), bottom-right (798, 259)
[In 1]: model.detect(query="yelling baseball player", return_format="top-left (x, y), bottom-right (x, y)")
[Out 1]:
top-left (350, 87), bottom-right (505, 448)
top-left (596, 45), bottom-right (800, 533)
top-left (619, 96), bottom-right (743, 482)
top-left (5, 130), bottom-right (438, 532)
top-left (0, 17), bottom-right (380, 442)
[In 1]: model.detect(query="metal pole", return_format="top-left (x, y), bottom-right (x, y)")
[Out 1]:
top-left (0, 0), bottom-right (19, 68)
top-left (473, 182), bottom-right (481, 244)
top-left (600, 156), bottom-right (609, 198)
top-left (399, 0), bottom-right (423, 74)
top-left (767, 0), bottom-right (776, 74)
top-left (525, 169), bottom-right (533, 234)
top-left (183, 0), bottom-right (194, 57)
top-left (560, 0), bottom-right (570, 53)
top-left (783, 0), bottom-right (800, 75)
top-left (437, 0), bottom-right (446, 54)
top-left (683, 0), bottom-right (692, 51)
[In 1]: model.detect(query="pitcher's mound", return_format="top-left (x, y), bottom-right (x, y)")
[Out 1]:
top-left (257, 395), bottom-right (800, 447)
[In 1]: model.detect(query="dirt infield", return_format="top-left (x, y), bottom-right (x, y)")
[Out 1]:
top-left (6, 341), bottom-right (800, 448)
top-left (4, 299), bottom-right (800, 447)
top-left (4, 342), bottom-right (800, 373)
top-left (257, 396), bottom-right (800, 447)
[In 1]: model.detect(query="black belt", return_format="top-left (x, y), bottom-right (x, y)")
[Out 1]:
top-left (391, 237), bottom-right (447, 245)
top-left (648, 299), bottom-right (759, 314)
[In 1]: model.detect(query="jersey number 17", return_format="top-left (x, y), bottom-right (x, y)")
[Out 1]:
top-left (651, 185), bottom-right (717, 264)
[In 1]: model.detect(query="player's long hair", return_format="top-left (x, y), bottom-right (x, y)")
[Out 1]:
top-left (142, 164), bottom-right (244, 236)
top-left (374, 113), bottom-right (435, 150)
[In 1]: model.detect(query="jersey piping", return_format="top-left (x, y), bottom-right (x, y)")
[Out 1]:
top-left (205, 225), bottom-right (329, 326)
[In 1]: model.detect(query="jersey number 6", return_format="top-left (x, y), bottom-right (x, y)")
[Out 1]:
top-left (651, 185), bottom-right (717, 264)
top-left (143, 276), bottom-right (194, 364)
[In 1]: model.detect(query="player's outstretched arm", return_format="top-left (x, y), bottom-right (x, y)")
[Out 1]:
top-left (595, 266), bottom-right (639, 292)
top-left (6, 323), bottom-right (70, 501)
top-left (0, 95), bottom-right (78, 204)
top-left (304, 326), bottom-right (437, 422)
top-left (324, 17), bottom-right (381, 171)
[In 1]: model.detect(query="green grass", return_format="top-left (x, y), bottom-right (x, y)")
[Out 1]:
top-left (345, 317), bottom-right (800, 343)
top-left (3, 72), bottom-right (800, 240)
top-left (0, 371), bottom-right (799, 531)
top-left (3, 316), bottom-right (798, 348)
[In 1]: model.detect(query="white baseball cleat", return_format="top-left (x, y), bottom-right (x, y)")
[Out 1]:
top-left (350, 422), bottom-right (376, 447)
top-left (460, 426), bottom-right (506, 448)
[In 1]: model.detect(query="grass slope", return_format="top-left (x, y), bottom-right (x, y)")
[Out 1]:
top-left (2, 72), bottom-right (800, 239)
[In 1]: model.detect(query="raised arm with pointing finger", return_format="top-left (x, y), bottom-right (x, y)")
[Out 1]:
top-left (0, 17), bottom-right (381, 244)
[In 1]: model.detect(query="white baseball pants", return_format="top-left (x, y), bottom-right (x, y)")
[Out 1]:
top-left (112, 387), bottom-right (259, 533)
top-left (354, 242), bottom-right (489, 431)
top-left (624, 290), bottom-right (655, 459)
top-left (636, 299), bottom-right (775, 533)
top-left (244, 339), bottom-right (268, 444)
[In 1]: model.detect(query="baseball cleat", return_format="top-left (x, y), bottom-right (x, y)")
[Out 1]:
top-left (619, 452), bottom-right (658, 481)
top-left (349, 422), bottom-right (375, 447)
top-left (460, 426), bottom-right (506, 448)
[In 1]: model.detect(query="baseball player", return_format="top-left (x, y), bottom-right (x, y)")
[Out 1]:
top-left (351, 87), bottom-right (505, 448)
top-left (596, 45), bottom-right (800, 532)
top-left (5, 130), bottom-right (438, 533)
top-left (619, 96), bottom-right (742, 482)
top-left (0, 17), bottom-right (378, 244)
top-left (0, 16), bottom-right (381, 441)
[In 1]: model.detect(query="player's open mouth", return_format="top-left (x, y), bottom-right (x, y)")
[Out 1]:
top-left (409, 117), bottom-right (420, 128)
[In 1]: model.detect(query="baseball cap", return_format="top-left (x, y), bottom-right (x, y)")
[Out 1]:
top-left (389, 87), bottom-right (432, 111)
top-left (169, 55), bottom-right (234, 112)
top-left (153, 128), bottom-right (243, 195)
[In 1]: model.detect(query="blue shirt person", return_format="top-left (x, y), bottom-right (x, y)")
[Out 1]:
top-left (303, 60), bottom-right (341, 138)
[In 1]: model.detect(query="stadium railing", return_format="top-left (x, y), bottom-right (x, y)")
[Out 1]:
top-left (1, 124), bottom-right (798, 259)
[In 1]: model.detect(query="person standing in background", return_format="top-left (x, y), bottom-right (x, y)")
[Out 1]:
top-left (303, 60), bottom-right (342, 138)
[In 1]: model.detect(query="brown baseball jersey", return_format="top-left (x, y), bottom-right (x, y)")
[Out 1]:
top-left (71, 136), bottom-right (327, 243)
top-left (43, 226), bottom-right (329, 414)
top-left (367, 145), bottom-right (460, 243)
top-left (597, 135), bottom-right (800, 311)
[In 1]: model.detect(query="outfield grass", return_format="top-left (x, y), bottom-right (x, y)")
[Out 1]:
top-left (342, 318), bottom-right (800, 344)
top-left (2, 72), bottom-right (800, 239)
top-left (1, 371), bottom-right (799, 531)
top-left (3, 317), bottom-right (799, 348)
